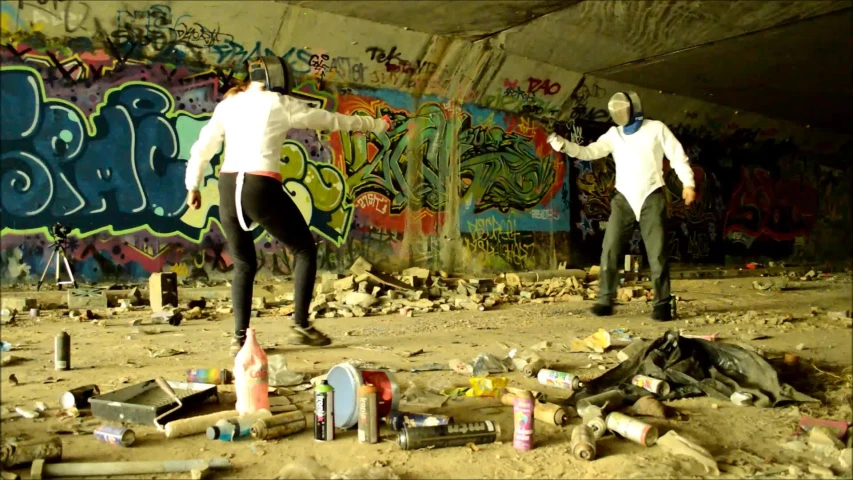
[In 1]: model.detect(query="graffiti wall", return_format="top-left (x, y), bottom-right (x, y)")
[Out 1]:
top-left (564, 80), bottom-right (852, 267)
top-left (0, 1), bottom-right (570, 284)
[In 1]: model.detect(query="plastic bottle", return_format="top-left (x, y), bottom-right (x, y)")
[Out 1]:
top-left (234, 328), bottom-right (270, 415)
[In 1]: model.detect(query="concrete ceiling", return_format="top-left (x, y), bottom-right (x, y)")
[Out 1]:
top-left (281, 1), bottom-right (572, 36)
top-left (286, 0), bottom-right (853, 133)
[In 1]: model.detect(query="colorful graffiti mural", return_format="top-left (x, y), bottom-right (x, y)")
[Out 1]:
top-left (0, 21), bottom-right (568, 283)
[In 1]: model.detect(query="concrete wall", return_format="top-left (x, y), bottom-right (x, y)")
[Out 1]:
top-left (1, 0), bottom-right (849, 285)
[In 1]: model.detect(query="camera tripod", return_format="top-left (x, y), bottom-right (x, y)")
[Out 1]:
top-left (36, 238), bottom-right (77, 291)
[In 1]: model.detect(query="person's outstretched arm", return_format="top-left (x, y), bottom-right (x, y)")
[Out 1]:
top-left (184, 104), bottom-right (226, 209)
top-left (659, 123), bottom-right (696, 205)
top-left (284, 96), bottom-right (390, 134)
top-left (548, 132), bottom-right (613, 160)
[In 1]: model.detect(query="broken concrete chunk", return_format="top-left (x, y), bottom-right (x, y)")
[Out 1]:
top-left (334, 275), bottom-right (355, 291)
top-left (809, 426), bottom-right (846, 455)
top-left (1, 297), bottom-right (37, 313)
top-left (67, 288), bottom-right (108, 309)
top-left (251, 297), bottom-right (267, 310)
top-left (350, 257), bottom-right (374, 275)
top-left (402, 267), bottom-right (430, 280)
top-left (345, 292), bottom-right (378, 309)
top-left (657, 430), bottom-right (718, 475)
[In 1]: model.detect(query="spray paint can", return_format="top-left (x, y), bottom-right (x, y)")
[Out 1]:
top-left (0, 437), bottom-right (63, 468)
top-left (671, 295), bottom-right (678, 319)
top-left (397, 421), bottom-right (500, 450)
top-left (534, 402), bottom-right (571, 427)
top-left (570, 424), bottom-right (597, 461)
top-left (187, 369), bottom-right (233, 385)
top-left (54, 332), bottom-right (70, 371)
top-left (250, 411), bottom-right (306, 441)
top-left (94, 426), bottom-right (136, 447)
top-left (537, 369), bottom-right (584, 391)
top-left (314, 380), bottom-right (334, 442)
top-left (631, 375), bottom-right (671, 396)
top-left (357, 384), bottom-right (379, 444)
top-left (581, 405), bottom-right (607, 439)
top-left (58, 385), bottom-right (100, 410)
top-left (522, 358), bottom-right (546, 378)
top-left (576, 390), bottom-right (625, 417)
top-left (605, 412), bottom-right (658, 447)
top-left (386, 412), bottom-right (453, 431)
top-left (513, 390), bottom-right (535, 451)
top-left (206, 410), bottom-right (273, 441)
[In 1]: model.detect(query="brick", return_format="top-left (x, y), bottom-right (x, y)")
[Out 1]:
top-left (149, 272), bottom-right (178, 312)
top-left (67, 288), bottom-right (108, 309)
top-left (1, 297), bottom-right (37, 313)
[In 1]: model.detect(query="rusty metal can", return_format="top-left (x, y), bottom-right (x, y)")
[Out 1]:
top-left (605, 412), bottom-right (658, 447)
top-left (576, 390), bottom-right (625, 416)
top-left (581, 406), bottom-right (607, 439)
top-left (94, 426), bottom-right (136, 447)
top-left (0, 437), bottom-right (62, 468)
top-left (58, 384), bottom-right (100, 410)
top-left (570, 424), bottom-right (596, 461)
top-left (631, 375), bottom-right (671, 396)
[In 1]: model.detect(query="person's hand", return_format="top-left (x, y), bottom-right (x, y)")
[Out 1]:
top-left (547, 133), bottom-right (564, 152)
top-left (682, 187), bottom-right (696, 206)
top-left (186, 190), bottom-right (201, 210)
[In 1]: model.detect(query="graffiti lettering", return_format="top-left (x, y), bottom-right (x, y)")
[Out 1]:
top-left (16, 0), bottom-right (89, 33)
top-left (364, 46), bottom-right (404, 67)
top-left (463, 217), bottom-right (534, 270)
top-left (527, 77), bottom-right (560, 96)
top-left (309, 53), bottom-right (329, 79)
top-left (173, 20), bottom-right (234, 49)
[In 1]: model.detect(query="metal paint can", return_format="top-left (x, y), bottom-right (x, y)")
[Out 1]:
top-left (605, 412), bottom-right (658, 447)
top-left (58, 384), bottom-right (100, 410)
top-left (29, 308), bottom-right (39, 317)
top-left (357, 384), bottom-right (379, 444)
top-left (513, 390), bottom-right (535, 451)
top-left (398, 421), bottom-right (500, 451)
top-left (536, 369), bottom-right (583, 391)
top-left (631, 375), bottom-right (671, 396)
top-left (581, 406), bottom-right (607, 440)
top-left (54, 332), bottom-right (70, 371)
top-left (576, 390), bottom-right (625, 416)
top-left (187, 368), bottom-right (233, 385)
top-left (250, 411), bottom-right (306, 441)
top-left (386, 412), bottom-right (453, 431)
top-left (94, 426), bottom-right (136, 447)
top-left (314, 380), bottom-right (334, 442)
top-left (326, 362), bottom-right (399, 429)
top-left (570, 424), bottom-right (596, 461)
top-left (522, 358), bottom-right (546, 378)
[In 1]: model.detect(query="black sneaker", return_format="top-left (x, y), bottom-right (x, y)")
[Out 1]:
top-left (230, 336), bottom-right (245, 357)
top-left (591, 304), bottom-right (613, 316)
top-left (652, 304), bottom-right (673, 322)
top-left (287, 325), bottom-right (332, 347)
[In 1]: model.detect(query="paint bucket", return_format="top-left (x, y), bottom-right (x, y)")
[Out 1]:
top-left (326, 362), bottom-right (399, 429)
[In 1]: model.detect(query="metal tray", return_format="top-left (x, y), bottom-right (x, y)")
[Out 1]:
top-left (89, 379), bottom-right (217, 425)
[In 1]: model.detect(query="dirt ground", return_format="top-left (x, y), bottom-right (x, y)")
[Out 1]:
top-left (1, 275), bottom-right (852, 479)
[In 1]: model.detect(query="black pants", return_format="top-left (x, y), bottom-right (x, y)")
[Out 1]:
top-left (596, 188), bottom-right (671, 307)
top-left (219, 173), bottom-right (316, 336)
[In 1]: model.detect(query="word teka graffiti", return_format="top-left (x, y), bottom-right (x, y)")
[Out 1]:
top-left (339, 102), bottom-right (555, 214)
top-left (0, 66), bottom-right (353, 246)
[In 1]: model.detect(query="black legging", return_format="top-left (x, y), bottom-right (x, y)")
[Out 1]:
top-left (218, 172), bottom-right (316, 337)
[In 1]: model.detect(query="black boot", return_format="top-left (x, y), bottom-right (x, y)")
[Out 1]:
top-left (591, 304), bottom-right (613, 317)
top-left (652, 303), bottom-right (672, 322)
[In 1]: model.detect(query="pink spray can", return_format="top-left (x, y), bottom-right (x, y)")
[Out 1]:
top-left (513, 390), bottom-right (535, 451)
top-left (234, 328), bottom-right (270, 415)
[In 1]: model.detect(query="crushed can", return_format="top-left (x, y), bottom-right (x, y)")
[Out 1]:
top-left (398, 421), bottom-right (500, 451)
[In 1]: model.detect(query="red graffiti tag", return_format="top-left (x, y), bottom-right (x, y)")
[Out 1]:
top-left (526, 77), bottom-right (561, 96)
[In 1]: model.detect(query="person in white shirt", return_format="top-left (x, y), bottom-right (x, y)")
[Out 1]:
top-left (184, 56), bottom-right (390, 355)
top-left (548, 91), bottom-right (696, 321)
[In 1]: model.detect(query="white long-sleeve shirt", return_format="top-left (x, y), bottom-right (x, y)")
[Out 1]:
top-left (185, 82), bottom-right (387, 190)
top-left (559, 120), bottom-right (695, 221)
